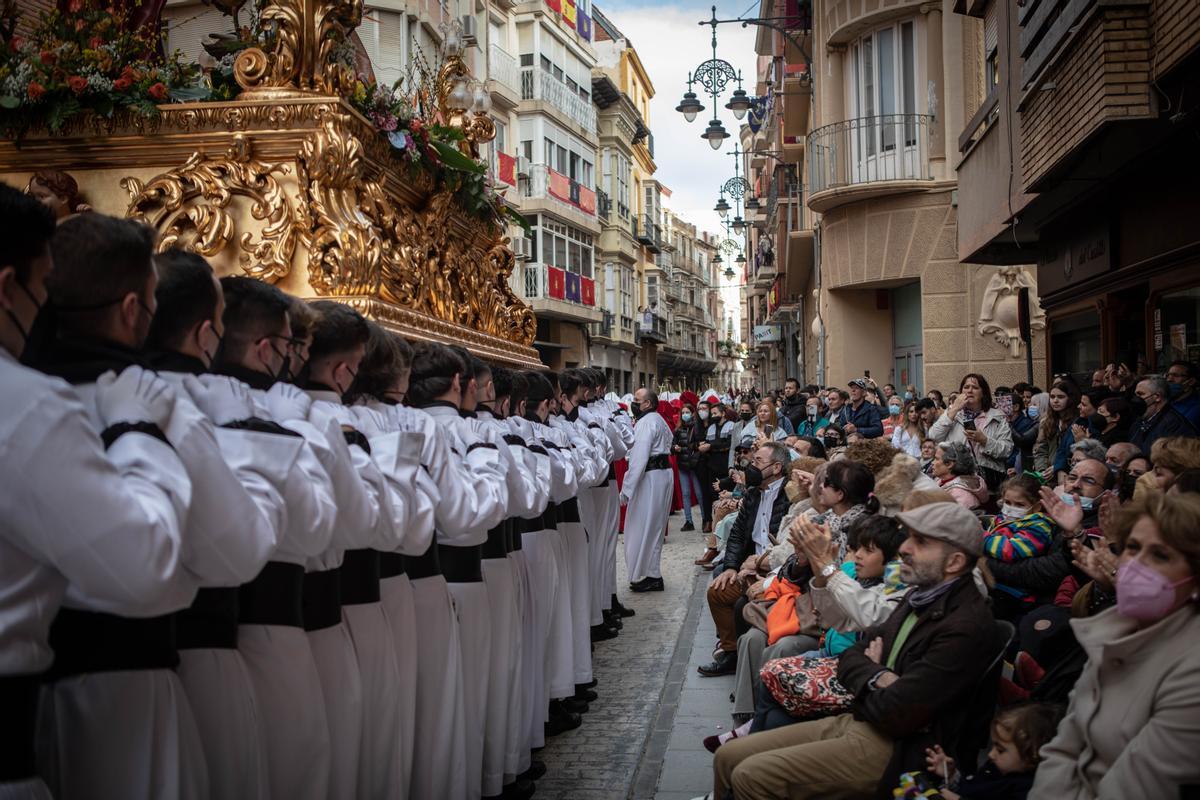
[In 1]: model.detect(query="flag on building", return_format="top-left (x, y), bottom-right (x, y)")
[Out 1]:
top-left (565, 271), bottom-right (582, 303)
top-left (545, 0), bottom-right (561, 12)
top-left (562, 0), bottom-right (577, 29)
top-left (547, 266), bottom-right (565, 299)
top-left (497, 152), bottom-right (516, 186)
top-left (581, 276), bottom-right (595, 306)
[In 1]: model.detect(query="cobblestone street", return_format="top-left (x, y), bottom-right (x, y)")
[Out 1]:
top-left (536, 511), bottom-right (731, 800)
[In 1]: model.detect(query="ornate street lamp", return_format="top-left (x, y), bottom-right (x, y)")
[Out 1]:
top-left (702, 118), bottom-right (729, 150)
top-left (676, 7), bottom-right (748, 151)
top-left (714, 195), bottom-right (731, 218)
top-left (724, 265), bottom-right (736, 280)
top-left (675, 90), bottom-right (704, 123)
top-left (730, 215), bottom-right (747, 232)
top-left (725, 86), bottom-right (752, 120)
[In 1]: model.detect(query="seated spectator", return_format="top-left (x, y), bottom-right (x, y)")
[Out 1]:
top-left (699, 443), bottom-right (793, 677)
top-left (1067, 437), bottom-right (1107, 468)
top-left (1104, 440), bottom-right (1141, 470)
top-left (874, 452), bottom-right (942, 513)
top-left (921, 703), bottom-right (1063, 800)
top-left (931, 442), bottom-right (989, 511)
top-left (742, 400), bottom-right (789, 444)
top-left (1032, 492), bottom-right (1200, 799)
top-left (928, 374), bottom-right (1013, 490)
top-left (1130, 375), bottom-right (1197, 453)
top-left (919, 438), bottom-right (938, 476)
top-left (790, 436), bottom-right (826, 460)
top-left (813, 459), bottom-right (880, 553)
top-left (794, 395), bottom-right (829, 438)
top-left (985, 474), bottom-right (1055, 621)
top-left (1094, 396), bottom-right (1133, 446)
top-left (1149, 435), bottom-right (1200, 492)
top-left (711, 502), bottom-right (1006, 798)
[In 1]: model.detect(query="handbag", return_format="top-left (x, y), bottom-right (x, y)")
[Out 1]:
top-left (759, 654), bottom-right (854, 719)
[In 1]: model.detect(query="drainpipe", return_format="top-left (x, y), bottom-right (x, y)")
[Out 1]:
top-left (814, 223), bottom-right (826, 386)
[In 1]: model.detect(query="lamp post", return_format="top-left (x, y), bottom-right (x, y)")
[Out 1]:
top-left (676, 6), bottom-right (748, 150)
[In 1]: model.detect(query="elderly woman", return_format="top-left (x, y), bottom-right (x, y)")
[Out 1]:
top-left (1031, 492), bottom-right (1200, 799)
top-left (931, 441), bottom-right (989, 511)
top-left (927, 373), bottom-right (1013, 490)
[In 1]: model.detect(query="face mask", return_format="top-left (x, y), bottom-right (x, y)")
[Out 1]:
top-left (1000, 503), bottom-right (1029, 519)
top-left (743, 464), bottom-right (765, 488)
top-left (904, 392), bottom-right (913, 401)
top-left (201, 326), bottom-right (223, 369)
top-left (1167, 381), bottom-right (1184, 399)
top-left (631, 404), bottom-right (646, 418)
top-left (5, 279), bottom-right (44, 363)
top-left (1088, 412), bottom-right (1107, 431)
top-left (807, 408), bottom-right (818, 421)
top-left (698, 410), bottom-right (709, 421)
top-left (1116, 558), bottom-right (1194, 621)
top-left (1060, 491), bottom-right (1096, 511)
top-left (681, 413), bottom-right (693, 423)
top-left (739, 411), bottom-right (753, 421)
top-left (888, 404), bottom-right (902, 415)
top-left (1027, 406), bottom-right (1040, 420)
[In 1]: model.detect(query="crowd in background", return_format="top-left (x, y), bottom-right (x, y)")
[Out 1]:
top-left (649, 369), bottom-right (1200, 799)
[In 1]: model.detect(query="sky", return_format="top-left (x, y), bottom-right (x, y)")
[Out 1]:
top-left (597, 0), bottom-right (761, 339)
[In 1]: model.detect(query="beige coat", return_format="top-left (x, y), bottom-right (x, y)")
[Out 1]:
top-left (1031, 604), bottom-right (1200, 800)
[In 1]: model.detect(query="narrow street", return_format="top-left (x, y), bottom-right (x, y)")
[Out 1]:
top-left (537, 513), bottom-right (733, 800)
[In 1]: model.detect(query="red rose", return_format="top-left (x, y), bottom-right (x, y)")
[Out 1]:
top-left (112, 76), bottom-right (131, 91)
top-left (88, 36), bottom-right (104, 49)
top-left (27, 81), bottom-right (45, 100)
top-left (147, 82), bottom-right (168, 101)
top-left (68, 75), bottom-right (88, 94)
top-left (68, 0), bottom-right (84, 11)
top-left (39, 50), bottom-right (55, 65)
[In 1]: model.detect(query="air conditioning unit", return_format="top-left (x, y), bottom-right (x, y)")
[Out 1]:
top-left (516, 156), bottom-right (531, 177)
top-left (510, 236), bottom-right (531, 260)
top-left (460, 15), bottom-right (478, 47)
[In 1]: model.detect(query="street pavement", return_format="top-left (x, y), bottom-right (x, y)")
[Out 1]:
top-left (536, 510), bottom-right (734, 800)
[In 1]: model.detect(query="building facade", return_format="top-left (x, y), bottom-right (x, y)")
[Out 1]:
top-left (953, 0), bottom-right (1200, 381)
top-left (742, 0), bottom-right (1049, 395)
top-left (657, 214), bottom-right (721, 390)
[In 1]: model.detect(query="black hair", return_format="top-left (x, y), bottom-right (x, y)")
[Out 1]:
top-left (1099, 395), bottom-right (1132, 425)
top-left (797, 436), bottom-right (827, 459)
top-left (407, 341), bottom-right (466, 405)
top-left (0, 182), bottom-right (56, 282)
top-left (1171, 469), bottom-right (1200, 496)
top-left (559, 368), bottom-right (585, 398)
top-left (218, 276), bottom-right (291, 362)
top-left (345, 321), bottom-right (403, 404)
top-left (543, 370), bottom-right (560, 395)
top-left (307, 300), bottom-right (370, 365)
top-left (146, 249), bottom-right (218, 351)
top-left (522, 370), bottom-right (554, 419)
top-left (915, 397), bottom-right (936, 412)
top-left (823, 459), bottom-right (878, 511)
top-left (448, 345), bottom-right (489, 385)
top-left (492, 365), bottom-right (514, 399)
top-left (47, 213), bottom-right (156, 336)
top-left (509, 370), bottom-right (530, 413)
top-left (847, 515), bottom-right (905, 563)
top-left (1169, 360), bottom-right (1199, 381)
top-left (960, 373), bottom-right (995, 411)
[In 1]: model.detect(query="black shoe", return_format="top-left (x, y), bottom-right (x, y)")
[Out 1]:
top-left (591, 624), bottom-right (618, 642)
top-left (545, 710), bottom-right (582, 736)
top-left (602, 610), bottom-right (623, 630)
top-left (581, 679), bottom-right (598, 689)
top-left (611, 595), bottom-right (635, 618)
top-left (501, 778), bottom-right (536, 800)
top-left (681, 521), bottom-right (695, 532)
top-left (574, 685), bottom-right (598, 702)
top-left (556, 696), bottom-right (589, 714)
top-left (697, 651), bottom-right (737, 677)
top-left (630, 577), bottom-right (664, 593)
top-left (518, 760), bottom-right (547, 781)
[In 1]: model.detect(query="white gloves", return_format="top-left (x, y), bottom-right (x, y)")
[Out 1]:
top-left (265, 381), bottom-right (312, 423)
top-left (95, 366), bottom-right (176, 429)
top-left (184, 374), bottom-right (256, 425)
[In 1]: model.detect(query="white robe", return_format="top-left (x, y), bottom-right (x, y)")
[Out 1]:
top-left (621, 411), bottom-right (675, 583)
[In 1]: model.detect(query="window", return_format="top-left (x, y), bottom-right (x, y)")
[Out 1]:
top-left (534, 217), bottom-right (594, 279)
top-left (851, 20), bottom-right (917, 152)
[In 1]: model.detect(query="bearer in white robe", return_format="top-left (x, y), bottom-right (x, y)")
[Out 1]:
top-left (620, 388), bottom-right (675, 590)
top-left (213, 276), bottom-right (339, 800)
top-left (0, 191), bottom-right (194, 800)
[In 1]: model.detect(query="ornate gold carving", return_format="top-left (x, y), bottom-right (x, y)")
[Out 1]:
top-left (122, 134), bottom-right (301, 281)
top-left (234, 0), bottom-right (359, 97)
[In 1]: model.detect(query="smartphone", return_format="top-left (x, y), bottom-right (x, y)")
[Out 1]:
top-left (810, 513), bottom-right (828, 525)
top-left (962, 419), bottom-right (976, 431)
top-left (763, 424), bottom-right (774, 436)
top-left (863, 370), bottom-right (871, 379)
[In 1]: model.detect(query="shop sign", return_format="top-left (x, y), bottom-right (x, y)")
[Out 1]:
top-left (753, 325), bottom-right (782, 343)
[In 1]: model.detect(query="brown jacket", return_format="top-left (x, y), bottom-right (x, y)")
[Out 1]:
top-left (837, 574), bottom-right (1006, 797)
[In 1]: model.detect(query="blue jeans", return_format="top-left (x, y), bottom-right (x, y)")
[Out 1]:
top-left (679, 468), bottom-right (703, 524)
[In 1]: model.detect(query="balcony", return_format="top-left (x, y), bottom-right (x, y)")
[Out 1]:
top-left (807, 114), bottom-right (933, 213)
top-left (521, 68), bottom-right (598, 135)
top-left (635, 311), bottom-right (669, 343)
top-left (519, 164), bottom-right (598, 227)
top-left (634, 214), bottom-right (662, 253)
top-left (488, 45), bottom-right (521, 105)
top-left (521, 263), bottom-right (603, 325)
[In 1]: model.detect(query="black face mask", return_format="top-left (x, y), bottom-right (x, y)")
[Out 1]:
top-left (1088, 412), bottom-right (1107, 431)
top-left (6, 279), bottom-right (47, 364)
top-left (823, 435), bottom-right (842, 449)
top-left (631, 403), bottom-right (647, 418)
top-left (743, 464), bottom-right (764, 488)
top-left (739, 411), bottom-right (753, 421)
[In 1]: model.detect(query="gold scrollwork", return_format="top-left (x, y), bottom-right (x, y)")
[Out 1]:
top-left (122, 134), bottom-right (301, 282)
top-left (234, 0), bottom-right (360, 97)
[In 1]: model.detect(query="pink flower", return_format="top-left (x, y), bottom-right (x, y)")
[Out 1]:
top-left (147, 82), bottom-right (168, 101)
top-left (68, 75), bottom-right (88, 94)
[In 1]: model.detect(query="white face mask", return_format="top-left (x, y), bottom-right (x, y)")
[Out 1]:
top-left (699, 410), bottom-right (709, 421)
top-left (1000, 503), bottom-right (1030, 519)
top-left (1058, 492), bottom-right (1097, 511)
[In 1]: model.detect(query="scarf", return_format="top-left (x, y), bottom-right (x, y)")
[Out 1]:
top-left (907, 576), bottom-right (961, 610)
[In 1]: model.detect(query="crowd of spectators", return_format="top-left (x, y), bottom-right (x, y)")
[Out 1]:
top-left (664, 368), bottom-right (1200, 800)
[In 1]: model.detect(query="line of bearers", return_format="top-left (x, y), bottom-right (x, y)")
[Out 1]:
top-left (0, 184), bottom-right (639, 800)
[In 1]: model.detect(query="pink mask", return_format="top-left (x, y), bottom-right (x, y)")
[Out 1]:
top-left (1116, 559), bottom-right (1194, 622)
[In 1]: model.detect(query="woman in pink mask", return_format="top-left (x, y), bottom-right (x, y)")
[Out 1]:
top-left (1032, 492), bottom-right (1200, 799)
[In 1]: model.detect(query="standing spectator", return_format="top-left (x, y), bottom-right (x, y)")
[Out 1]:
top-left (1166, 360), bottom-right (1200, 428)
top-left (928, 374), bottom-right (1013, 490)
top-left (927, 389), bottom-right (946, 409)
top-left (1130, 375), bottom-right (1197, 454)
top-left (1032, 492), bottom-right (1200, 799)
top-left (1092, 396), bottom-right (1133, 447)
top-left (844, 379), bottom-right (885, 439)
top-left (698, 400), bottom-right (734, 533)
top-left (1034, 380), bottom-right (1081, 483)
top-left (673, 403), bottom-right (704, 532)
top-left (891, 400), bottom-right (924, 458)
top-left (1149, 437), bottom-right (1200, 492)
top-left (1004, 392), bottom-right (1038, 474)
top-left (826, 388), bottom-right (850, 429)
top-left (778, 378), bottom-right (806, 434)
top-left (881, 383), bottom-right (897, 403)
top-left (882, 395), bottom-right (903, 438)
top-left (728, 399), bottom-right (756, 469)
top-left (931, 442), bottom-right (989, 511)
top-left (794, 395), bottom-right (829, 438)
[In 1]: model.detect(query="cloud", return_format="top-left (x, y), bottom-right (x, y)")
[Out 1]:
top-left (598, 0), bottom-right (757, 333)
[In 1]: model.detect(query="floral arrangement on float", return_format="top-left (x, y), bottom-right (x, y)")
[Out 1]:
top-left (0, 0), bottom-right (207, 132)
